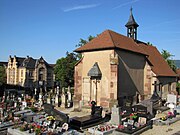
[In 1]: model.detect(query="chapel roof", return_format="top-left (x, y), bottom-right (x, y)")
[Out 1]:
top-left (75, 29), bottom-right (147, 56)
top-left (75, 29), bottom-right (177, 77)
top-left (137, 43), bottom-right (177, 77)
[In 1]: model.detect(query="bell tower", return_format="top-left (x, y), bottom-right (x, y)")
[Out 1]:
top-left (125, 7), bottom-right (139, 40)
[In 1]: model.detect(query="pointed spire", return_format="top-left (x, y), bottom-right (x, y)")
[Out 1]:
top-left (125, 7), bottom-right (139, 40)
top-left (125, 7), bottom-right (139, 27)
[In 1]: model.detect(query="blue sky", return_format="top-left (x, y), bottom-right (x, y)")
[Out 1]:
top-left (0, 0), bottom-right (180, 64)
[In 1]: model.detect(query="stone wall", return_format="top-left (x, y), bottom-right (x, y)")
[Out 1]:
top-left (74, 50), bottom-right (118, 108)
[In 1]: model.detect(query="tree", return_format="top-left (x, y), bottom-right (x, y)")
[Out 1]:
top-left (147, 42), bottom-right (152, 46)
top-left (76, 35), bottom-right (96, 60)
top-left (161, 50), bottom-right (177, 71)
top-left (54, 52), bottom-right (78, 88)
top-left (76, 35), bottom-right (95, 47)
top-left (0, 66), bottom-right (6, 85)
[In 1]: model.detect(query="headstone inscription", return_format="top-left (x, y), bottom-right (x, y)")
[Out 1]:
top-left (132, 105), bottom-right (147, 114)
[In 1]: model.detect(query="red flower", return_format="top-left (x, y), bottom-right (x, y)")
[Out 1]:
top-left (37, 125), bottom-right (41, 129)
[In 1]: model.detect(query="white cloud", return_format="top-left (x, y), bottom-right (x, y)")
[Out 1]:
top-left (113, 0), bottom-right (140, 9)
top-left (63, 4), bottom-right (100, 12)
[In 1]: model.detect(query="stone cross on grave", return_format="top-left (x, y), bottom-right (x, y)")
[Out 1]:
top-left (152, 81), bottom-right (158, 91)
top-left (152, 81), bottom-right (162, 99)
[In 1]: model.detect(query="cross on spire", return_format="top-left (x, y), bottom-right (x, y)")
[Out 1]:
top-left (130, 7), bottom-right (133, 15)
top-left (125, 7), bottom-right (139, 40)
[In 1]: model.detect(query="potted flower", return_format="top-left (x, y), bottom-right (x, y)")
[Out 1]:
top-left (19, 125), bottom-right (25, 131)
top-left (167, 111), bottom-right (174, 119)
top-left (129, 113), bottom-right (137, 120)
top-left (35, 124), bottom-right (41, 135)
top-left (35, 128), bottom-right (41, 135)
top-left (160, 116), bottom-right (167, 121)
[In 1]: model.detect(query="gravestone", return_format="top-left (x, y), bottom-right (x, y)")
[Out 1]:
top-left (67, 91), bottom-right (71, 101)
top-left (61, 93), bottom-right (65, 108)
top-left (167, 94), bottom-right (177, 104)
top-left (139, 101), bottom-right (153, 115)
top-left (21, 101), bottom-right (27, 110)
top-left (67, 91), bottom-right (72, 108)
top-left (47, 98), bottom-right (50, 104)
top-left (14, 102), bottom-right (17, 108)
top-left (18, 97), bottom-right (21, 103)
top-left (39, 96), bottom-right (43, 107)
top-left (55, 95), bottom-right (59, 105)
top-left (133, 105), bottom-right (147, 114)
top-left (0, 108), bottom-right (3, 120)
top-left (110, 105), bottom-right (121, 125)
top-left (52, 98), bottom-right (55, 106)
top-left (167, 94), bottom-right (177, 112)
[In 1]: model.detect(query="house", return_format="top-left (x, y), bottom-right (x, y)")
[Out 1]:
top-left (6, 55), bottom-right (55, 91)
top-left (74, 9), bottom-right (177, 108)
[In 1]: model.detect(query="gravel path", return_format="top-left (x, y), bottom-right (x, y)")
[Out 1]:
top-left (141, 120), bottom-right (180, 135)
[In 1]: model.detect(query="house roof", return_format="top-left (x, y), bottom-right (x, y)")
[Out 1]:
top-left (36, 56), bottom-right (53, 68)
top-left (75, 30), bottom-right (147, 56)
top-left (15, 57), bottom-right (26, 67)
top-left (138, 43), bottom-right (177, 77)
top-left (11, 56), bottom-right (53, 69)
top-left (20, 57), bottom-right (36, 69)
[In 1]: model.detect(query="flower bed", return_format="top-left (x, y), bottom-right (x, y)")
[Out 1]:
top-left (116, 110), bottom-right (153, 135)
top-left (88, 124), bottom-right (117, 135)
top-left (154, 112), bottom-right (180, 126)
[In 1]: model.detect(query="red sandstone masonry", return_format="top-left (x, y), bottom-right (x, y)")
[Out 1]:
top-left (110, 93), bottom-right (114, 99)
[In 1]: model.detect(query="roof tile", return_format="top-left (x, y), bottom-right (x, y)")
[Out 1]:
top-left (138, 43), bottom-right (177, 77)
top-left (75, 30), bottom-right (147, 55)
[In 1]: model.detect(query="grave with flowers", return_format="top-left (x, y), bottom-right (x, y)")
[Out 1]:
top-left (88, 123), bottom-right (117, 135)
top-left (153, 110), bottom-right (180, 126)
top-left (115, 105), bottom-right (153, 135)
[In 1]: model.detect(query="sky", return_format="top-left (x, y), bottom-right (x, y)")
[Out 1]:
top-left (0, 0), bottom-right (180, 64)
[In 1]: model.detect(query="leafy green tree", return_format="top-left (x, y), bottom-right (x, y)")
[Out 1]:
top-left (161, 50), bottom-right (177, 71)
top-left (54, 52), bottom-right (78, 88)
top-left (0, 66), bottom-right (6, 85)
top-left (76, 35), bottom-right (96, 59)
top-left (147, 42), bottom-right (152, 46)
top-left (76, 35), bottom-right (95, 47)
